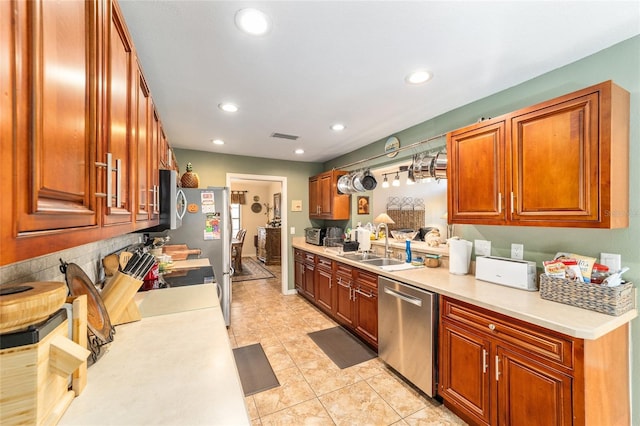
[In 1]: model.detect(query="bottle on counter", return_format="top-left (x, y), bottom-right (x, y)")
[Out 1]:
top-left (405, 239), bottom-right (412, 263)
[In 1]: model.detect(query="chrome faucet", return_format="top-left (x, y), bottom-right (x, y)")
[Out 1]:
top-left (376, 223), bottom-right (392, 258)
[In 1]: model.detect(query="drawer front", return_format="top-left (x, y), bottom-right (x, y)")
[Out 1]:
top-left (336, 262), bottom-right (353, 277)
top-left (294, 249), bottom-right (305, 262)
top-left (304, 252), bottom-right (316, 264)
top-left (355, 269), bottom-right (378, 290)
top-left (442, 297), bottom-right (574, 368)
top-left (317, 256), bottom-right (333, 270)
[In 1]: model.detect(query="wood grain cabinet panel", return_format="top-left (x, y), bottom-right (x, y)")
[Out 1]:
top-left (134, 61), bottom-right (151, 223)
top-left (257, 227), bottom-right (281, 265)
top-left (352, 269), bottom-right (378, 348)
top-left (447, 81), bottom-right (629, 228)
top-left (102, 1), bottom-right (134, 226)
top-left (308, 170), bottom-right (350, 220)
top-left (439, 296), bottom-right (630, 426)
top-left (334, 268), bottom-right (355, 328)
top-left (315, 257), bottom-right (334, 314)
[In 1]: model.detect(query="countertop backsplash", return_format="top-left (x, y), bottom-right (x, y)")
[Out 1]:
top-left (0, 234), bottom-right (141, 287)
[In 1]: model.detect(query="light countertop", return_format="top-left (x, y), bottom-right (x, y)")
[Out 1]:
top-left (293, 237), bottom-right (637, 340)
top-left (60, 284), bottom-right (250, 426)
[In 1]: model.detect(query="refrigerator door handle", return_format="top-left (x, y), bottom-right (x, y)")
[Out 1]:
top-left (214, 282), bottom-right (222, 302)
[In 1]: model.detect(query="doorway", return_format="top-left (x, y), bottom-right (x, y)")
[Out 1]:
top-left (226, 173), bottom-right (289, 295)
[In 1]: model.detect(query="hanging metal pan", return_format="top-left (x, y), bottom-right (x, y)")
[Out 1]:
top-left (351, 170), bottom-right (366, 192)
top-left (433, 152), bottom-right (447, 179)
top-left (361, 169), bottom-right (377, 191)
top-left (337, 173), bottom-right (354, 194)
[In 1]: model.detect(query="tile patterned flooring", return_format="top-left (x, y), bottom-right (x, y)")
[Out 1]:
top-left (228, 260), bottom-right (467, 425)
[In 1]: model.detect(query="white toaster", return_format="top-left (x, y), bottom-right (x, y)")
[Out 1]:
top-left (475, 256), bottom-right (538, 291)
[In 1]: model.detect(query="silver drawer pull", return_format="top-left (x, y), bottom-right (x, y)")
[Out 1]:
top-left (488, 323), bottom-right (496, 331)
top-left (383, 287), bottom-right (422, 306)
top-left (355, 288), bottom-right (374, 298)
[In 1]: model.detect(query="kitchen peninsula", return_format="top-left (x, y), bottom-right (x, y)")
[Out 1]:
top-left (292, 237), bottom-right (636, 425)
top-left (59, 284), bottom-right (250, 425)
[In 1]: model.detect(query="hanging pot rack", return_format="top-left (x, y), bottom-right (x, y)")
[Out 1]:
top-left (334, 132), bottom-right (447, 171)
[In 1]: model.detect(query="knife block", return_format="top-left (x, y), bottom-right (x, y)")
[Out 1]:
top-left (100, 272), bottom-right (142, 326)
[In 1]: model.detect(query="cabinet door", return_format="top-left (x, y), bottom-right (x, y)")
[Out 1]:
top-left (510, 92), bottom-right (599, 226)
top-left (440, 320), bottom-right (492, 426)
top-left (496, 346), bottom-right (572, 426)
top-left (148, 106), bottom-right (160, 219)
top-left (309, 177), bottom-right (319, 217)
top-left (318, 173), bottom-right (333, 217)
top-left (134, 62), bottom-right (150, 223)
top-left (102, 1), bottom-right (133, 225)
top-left (12, 0), bottom-right (99, 234)
top-left (303, 262), bottom-right (315, 300)
top-left (353, 270), bottom-right (378, 347)
top-left (2, 0), bottom-right (103, 265)
top-left (448, 120), bottom-right (506, 224)
top-left (294, 260), bottom-right (304, 292)
top-left (315, 263), bottom-right (334, 314)
top-left (335, 273), bottom-right (354, 327)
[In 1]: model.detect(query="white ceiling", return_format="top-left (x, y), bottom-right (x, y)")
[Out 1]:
top-left (118, 1), bottom-right (639, 163)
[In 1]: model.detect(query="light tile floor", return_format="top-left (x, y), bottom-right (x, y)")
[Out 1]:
top-left (228, 259), bottom-right (467, 426)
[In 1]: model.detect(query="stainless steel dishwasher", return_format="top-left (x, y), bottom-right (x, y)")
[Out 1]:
top-left (378, 276), bottom-right (437, 397)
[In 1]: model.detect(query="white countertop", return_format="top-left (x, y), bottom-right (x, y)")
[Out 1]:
top-left (60, 284), bottom-right (250, 426)
top-left (294, 238), bottom-right (637, 340)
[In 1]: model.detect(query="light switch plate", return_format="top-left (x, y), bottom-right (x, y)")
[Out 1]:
top-left (600, 253), bottom-right (621, 271)
top-left (511, 243), bottom-right (524, 260)
top-left (475, 239), bottom-right (491, 256)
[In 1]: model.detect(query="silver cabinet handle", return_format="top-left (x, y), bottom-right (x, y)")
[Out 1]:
top-left (495, 355), bottom-right (500, 381)
top-left (95, 158), bottom-right (108, 198)
top-left (482, 349), bottom-right (488, 374)
top-left (105, 153), bottom-right (113, 207)
top-left (383, 287), bottom-right (422, 307)
top-left (498, 192), bottom-right (502, 214)
top-left (115, 158), bottom-right (122, 208)
top-left (355, 287), bottom-right (374, 299)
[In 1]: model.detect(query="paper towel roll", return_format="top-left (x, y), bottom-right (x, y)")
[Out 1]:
top-left (449, 239), bottom-right (472, 275)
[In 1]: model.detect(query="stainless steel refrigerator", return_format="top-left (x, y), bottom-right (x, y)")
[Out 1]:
top-left (165, 187), bottom-right (232, 326)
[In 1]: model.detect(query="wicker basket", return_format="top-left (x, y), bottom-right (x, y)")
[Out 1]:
top-left (539, 275), bottom-right (635, 316)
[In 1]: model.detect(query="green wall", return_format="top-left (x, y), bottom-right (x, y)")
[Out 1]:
top-left (327, 35), bottom-right (640, 424)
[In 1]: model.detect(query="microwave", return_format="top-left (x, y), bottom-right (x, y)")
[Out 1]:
top-left (144, 170), bottom-right (186, 231)
top-left (305, 227), bottom-right (326, 245)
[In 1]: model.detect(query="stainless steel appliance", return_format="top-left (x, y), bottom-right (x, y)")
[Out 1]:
top-left (145, 170), bottom-right (186, 231)
top-left (164, 187), bottom-right (232, 325)
top-left (305, 227), bottom-right (326, 245)
top-left (378, 276), bottom-right (437, 397)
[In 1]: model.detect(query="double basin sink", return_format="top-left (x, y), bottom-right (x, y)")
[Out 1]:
top-left (340, 252), bottom-right (404, 267)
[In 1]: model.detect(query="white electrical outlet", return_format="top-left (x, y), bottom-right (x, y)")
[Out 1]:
top-left (475, 239), bottom-right (492, 256)
top-left (600, 253), bottom-right (621, 271)
top-left (290, 227), bottom-right (296, 235)
top-left (511, 243), bottom-right (524, 260)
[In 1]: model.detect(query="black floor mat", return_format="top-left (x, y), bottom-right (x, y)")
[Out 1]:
top-left (232, 343), bottom-right (280, 396)
top-left (308, 326), bottom-right (377, 369)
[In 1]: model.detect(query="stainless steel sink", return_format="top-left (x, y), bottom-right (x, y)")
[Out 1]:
top-left (361, 258), bottom-right (405, 267)
top-left (341, 252), bottom-right (381, 261)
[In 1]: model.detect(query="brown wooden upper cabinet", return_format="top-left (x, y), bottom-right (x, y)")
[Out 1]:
top-left (1, 0), bottom-right (176, 266)
top-left (447, 81), bottom-right (629, 228)
top-left (309, 170), bottom-right (350, 220)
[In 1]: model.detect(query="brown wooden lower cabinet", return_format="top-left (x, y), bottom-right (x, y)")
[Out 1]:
top-left (294, 249), bottom-right (378, 351)
top-left (439, 296), bottom-right (630, 426)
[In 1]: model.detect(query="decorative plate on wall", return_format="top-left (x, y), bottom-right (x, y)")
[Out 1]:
top-left (385, 136), bottom-right (400, 157)
top-left (251, 202), bottom-right (262, 213)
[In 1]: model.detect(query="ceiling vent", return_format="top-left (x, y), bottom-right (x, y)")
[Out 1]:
top-left (270, 132), bottom-right (299, 141)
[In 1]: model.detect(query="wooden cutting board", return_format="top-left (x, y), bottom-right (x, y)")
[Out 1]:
top-left (0, 282), bottom-right (67, 333)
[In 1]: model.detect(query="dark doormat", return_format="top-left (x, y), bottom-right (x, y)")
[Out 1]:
top-left (308, 326), bottom-right (377, 369)
top-left (232, 343), bottom-right (280, 396)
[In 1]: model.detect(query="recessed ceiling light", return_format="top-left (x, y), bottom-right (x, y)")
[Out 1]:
top-left (294, 149), bottom-right (304, 155)
top-left (218, 103), bottom-right (238, 113)
top-left (235, 8), bottom-right (271, 36)
top-left (212, 139), bottom-right (225, 145)
top-left (330, 123), bottom-right (345, 131)
top-left (405, 70), bottom-right (432, 85)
